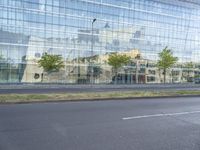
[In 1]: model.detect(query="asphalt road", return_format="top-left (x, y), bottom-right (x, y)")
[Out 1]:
top-left (0, 84), bottom-right (200, 94)
top-left (1, 97), bottom-right (200, 150)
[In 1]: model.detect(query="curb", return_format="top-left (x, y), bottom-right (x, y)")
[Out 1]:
top-left (0, 94), bottom-right (200, 105)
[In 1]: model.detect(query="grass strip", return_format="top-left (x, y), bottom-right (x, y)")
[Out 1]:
top-left (0, 90), bottom-right (199, 104)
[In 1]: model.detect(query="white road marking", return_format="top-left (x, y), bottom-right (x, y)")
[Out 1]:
top-left (122, 110), bottom-right (200, 120)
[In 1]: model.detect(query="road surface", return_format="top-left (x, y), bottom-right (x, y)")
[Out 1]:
top-left (1, 97), bottom-right (200, 150)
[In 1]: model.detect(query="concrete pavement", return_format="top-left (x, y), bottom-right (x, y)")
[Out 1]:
top-left (1, 97), bottom-right (200, 150)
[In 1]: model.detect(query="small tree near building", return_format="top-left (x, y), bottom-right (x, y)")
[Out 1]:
top-left (38, 53), bottom-right (64, 82)
top-left (157, 47), bottom-right (178, 83)
top-left (108, 53), bottom-right (131, 84)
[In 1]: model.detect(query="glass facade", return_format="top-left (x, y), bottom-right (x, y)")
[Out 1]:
top-left (0, 0), bottom-right (200, 83)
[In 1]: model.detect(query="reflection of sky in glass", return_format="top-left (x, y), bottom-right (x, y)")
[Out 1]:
top-left (0, 0), bottom-right (200, 62)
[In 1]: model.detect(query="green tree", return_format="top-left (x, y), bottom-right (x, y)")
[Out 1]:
top-left (38, 53), bottom-right (64, 81)
top-left (108, 53), bottom-right (131, 84)
top-left (157, 47), bottom-right (178, 83)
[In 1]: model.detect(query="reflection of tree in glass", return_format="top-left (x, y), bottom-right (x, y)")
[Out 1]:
top-left (38, 53), bottom-right (64, 73)
top-left (157, 47), bottom-right (178, 83)
top-left (38, 53), bottom-right (64, 82)
top-left (108, 53), bottom-right (131, 84)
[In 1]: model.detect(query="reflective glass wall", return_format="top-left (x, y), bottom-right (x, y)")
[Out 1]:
top-left (0, 0), bottom-right (200, 83)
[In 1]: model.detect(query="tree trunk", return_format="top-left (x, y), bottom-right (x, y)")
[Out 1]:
top-left (164, 69), bottom-right (166, 84)
top-left (41, 73), bottom-right (43, 83)
top-left (115, 70), bottom-right (118, 84)
top-left (158, 69), bottom-right (161, 83)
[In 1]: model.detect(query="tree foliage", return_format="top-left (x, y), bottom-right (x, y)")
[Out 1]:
top-left (108, 53), bottom-right (131, 83)
top-left (157, 47), bottom-right (178, 83)
top-left (108, 53), bottom-right (131, 70)
top-left (38, 53), bottom-right (64, 73)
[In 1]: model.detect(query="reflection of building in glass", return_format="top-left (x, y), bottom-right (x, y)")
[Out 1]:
top-left (0, 0), bottom-right (200, 83)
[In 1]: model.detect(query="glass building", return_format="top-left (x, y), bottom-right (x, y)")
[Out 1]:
top-left (0, 0), bottom-right (200, 83)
